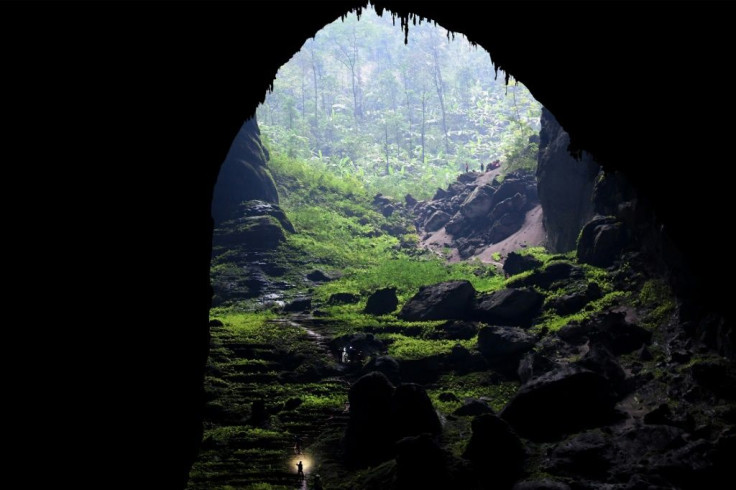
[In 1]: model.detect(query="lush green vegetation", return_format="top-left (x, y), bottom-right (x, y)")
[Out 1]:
top-left (258, 6), bottom-right (541, 199)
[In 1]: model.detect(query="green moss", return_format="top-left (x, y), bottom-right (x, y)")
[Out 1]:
top-left (637, 279), bottom-right (676, 328)
top-left (428, 372), bottom-right (519, 413)
top-left (533, 290), bottom-right (627, 332)
top-left (384, 333), bottom-right (476, 361)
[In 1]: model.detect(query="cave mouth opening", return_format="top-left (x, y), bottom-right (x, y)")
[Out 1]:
top-left (193, 6), bottom-right (627, 490)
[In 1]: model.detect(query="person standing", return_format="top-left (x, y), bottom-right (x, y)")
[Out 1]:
top-left (297, 460), bottom-right (305, 480)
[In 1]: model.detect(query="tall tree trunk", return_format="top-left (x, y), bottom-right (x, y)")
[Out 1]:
top-left (402, 70), bottom-right (413, 159)
top-left (421, 90), bottom-right (427, 164)
top-left (385, 122), bottom-right (389, 172)
top-left (432, 43), bottom-right (450, 153)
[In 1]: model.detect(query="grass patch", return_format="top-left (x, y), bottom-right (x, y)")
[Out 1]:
top-left (428, 372), bottom-right (519, 413)
top-left (383, 334), bottom-right (476, 361)
top-left (315, 257), bottom-right (504, 306)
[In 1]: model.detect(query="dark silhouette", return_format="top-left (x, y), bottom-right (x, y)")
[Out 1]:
top-left (312, 473), bottom-right (323, 490)
top-left (464, 163), bottom-right (469, 173)
top-left (296, 460), bottom-right (304, 480)
top-left (480, 162), bottom-right (484, 171)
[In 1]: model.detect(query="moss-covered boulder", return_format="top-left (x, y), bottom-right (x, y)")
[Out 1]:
top-left (212, 118), bottom-right (279, 224)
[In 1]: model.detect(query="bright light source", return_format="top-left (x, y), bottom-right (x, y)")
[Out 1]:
top-left (289, 454), bottom-right (313, 474)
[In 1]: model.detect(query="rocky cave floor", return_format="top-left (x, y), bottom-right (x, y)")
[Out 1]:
top-left (191, 172), bottom-right (735, 490)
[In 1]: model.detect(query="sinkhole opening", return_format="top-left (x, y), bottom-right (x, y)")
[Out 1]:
top-left (192, 5), bottom-right (675, 489)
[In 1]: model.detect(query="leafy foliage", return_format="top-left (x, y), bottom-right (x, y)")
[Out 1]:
top-left (257, 6), bottom-right (541, 199)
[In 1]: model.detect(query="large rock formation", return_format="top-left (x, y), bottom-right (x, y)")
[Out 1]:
top-left (211, 118), bottom-right (279, 224)
top-left (398, 280), bottom-right (476, 320)
top-left (536, 108), bottom-right (600, 252)
top-left (414, 169), bottom-right (539, 258)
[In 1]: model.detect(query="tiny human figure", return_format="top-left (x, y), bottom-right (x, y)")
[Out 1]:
top-left (464, 163), bottom-right (469, 173)
top-left (480, 162), bottom-right (484, 171)
top-left (341, 347), bottom-right (349, 363)
top-left (294, 435), bottom-right (303, 454)
top-left (296, 460), bottom-right (305, 480)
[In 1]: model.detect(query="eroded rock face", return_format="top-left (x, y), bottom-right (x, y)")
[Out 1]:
top-left (536, 108), bottom-right (600, 253)
top-left (212, 119), bottom-right (279, 224)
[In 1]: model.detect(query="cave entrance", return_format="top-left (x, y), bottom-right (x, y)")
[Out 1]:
top-left (193, 6), bottom-right (595, 489)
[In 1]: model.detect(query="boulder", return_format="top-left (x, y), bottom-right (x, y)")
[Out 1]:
top-left (444, 212), bottom-right (468, 236)
top-left (391, 383), bottom-right (442, 439)
top-left (473, 288), bottom-right (544, 327)
top-left (453, 399), bottom-right (493, 416)
top-left (438, 392), bottom-right (460, 403)
top-left (575, 343), bottom-right (627, 395)
top-left (503, 251), bottom-right (543, 276)
top-left (306, 269), bottom-right (331, 282)
top-left (477, 325), bottom-right (535, 370)
top-left (344, 372), bottom-right (396, 465)
top-left (399, 281), bottom-right (476, 321)
top-left (405, 193), bottom-right (418, 207)
top-left (518, 352), bottom-right (559, 385)
top-left (211, 119), bottom-right (280, 224)
top-left (460, 184), bottom-right (496, 219)
top-left (395, 434), bottom-right (450, 490)
top-left (373, 193), bottom-right (396, 217)
top-left (433, 187), bottom-right (450, 200)
top-left (489, 193), bottom-right (526, 221)
top-left (212, 215), bottom-right (286, 250)
top-left (588, 311), bottom-right (652, 355)
top-left (547, 430), bottom-right (612, 478)
top-left (510, 261), bottom-right (583, 289)
top-left (364, 287), bottom-right (398, 315)
top-left (463, 414), bottom-right (526, 486)
top-left (362, 355), bottom-right (400, 384)
top-left (430, 320), bottom-right (480, 340)
top-left (283, 297), bottom-right (311, 312)
top-left (500, 367), bottom-right (618, 441)
top-left (556, 322), bottom-right (591, 345)
top-left (327, 292), bottom-right (360, 305)
top-left (577, 215), bottom-right (626, 267)
top-left (491, 178), bottom-right (527, 209)
top-left (548, 282), bottom-right (602, 315)
top-left (425, 210), bottom-right (452, 232)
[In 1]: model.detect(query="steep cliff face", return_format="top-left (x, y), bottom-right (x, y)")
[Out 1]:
top-left (536, 108), bottom-right (600, 252)
top-left (211, 118), bottom-right (279, 224)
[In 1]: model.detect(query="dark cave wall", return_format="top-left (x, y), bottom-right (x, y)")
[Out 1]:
top-left (536, 108), bottom-right (599, 253)
top-left (15, 1), bottom-right (735, 487)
